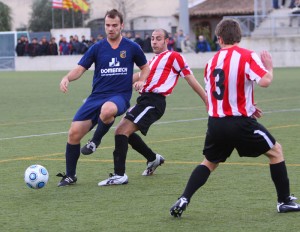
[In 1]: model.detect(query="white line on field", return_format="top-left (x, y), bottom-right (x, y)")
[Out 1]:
top-left (0, 108), bottom-right (300, 141)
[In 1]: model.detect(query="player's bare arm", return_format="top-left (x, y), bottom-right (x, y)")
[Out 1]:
top-left (132, 72), bottom-right (140, 83)
top-left (185, 74), bottom-right (208, 107)
top-left (60, 65), bottom-right (86, 93)
top-left (133, 63), bottom-right (150, 91)
top-left (258, 50), bottom-right (273, 88)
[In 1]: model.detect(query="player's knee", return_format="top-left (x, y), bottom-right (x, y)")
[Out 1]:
top-left (68, 127), bottom-right (83, 143)
top-left (273, 142), bottom-right (283, 157)
top-left (100, 104), bottom-right (117, 123)
top-left (266, 142), bottom-right (284, 162)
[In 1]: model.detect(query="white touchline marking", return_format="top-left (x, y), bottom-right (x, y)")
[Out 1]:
top-left (0, 108), bottom-right (300, 141)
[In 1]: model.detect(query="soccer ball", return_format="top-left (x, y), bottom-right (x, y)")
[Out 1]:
top-left (24, 164), bottom-right (49, 189)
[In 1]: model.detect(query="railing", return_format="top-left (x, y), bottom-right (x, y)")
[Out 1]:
top-left (224, 15), bottom-right (300, 37)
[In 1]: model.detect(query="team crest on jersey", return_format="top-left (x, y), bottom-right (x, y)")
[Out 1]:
top-left (120, 50), bottom-right (126, 58)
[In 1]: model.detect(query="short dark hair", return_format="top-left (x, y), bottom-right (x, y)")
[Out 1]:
top-left (215, 18), bottom-right (241, 45)
top-left (153, 29), bottom-right (169, 39)
top-left (104, 9), bottom-right (124, 24)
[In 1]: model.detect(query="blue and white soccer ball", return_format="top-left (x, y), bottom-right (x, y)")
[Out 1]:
top-left (24, 164), bottom-right (49, 189)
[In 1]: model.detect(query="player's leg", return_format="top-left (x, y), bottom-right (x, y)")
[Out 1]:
top-left (98, 117), bottom-right (138, 186)
top-left (128, 133), bottom-right (165, 176)
top-left (57, 120), bottom-right (92, 187)
top-left (81, 101), bottom-right (117, 155)
top-left (170, 117), bottom-right (231, 217)
top-left (126, 93), bottom-right (166, 175)
top-left (170, 159), bottom-right (218, 217)
top-left (237, 117), bottom-right (300, 213)
top-left (265, 142), bottom-right (300, 213)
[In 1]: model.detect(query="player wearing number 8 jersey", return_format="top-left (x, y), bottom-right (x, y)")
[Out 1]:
top-left (170, 18), bottom-right (300, 217)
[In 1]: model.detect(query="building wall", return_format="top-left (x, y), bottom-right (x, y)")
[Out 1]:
top-left (3, 0), bottom-right (194, 30)
top-left (132, 16), bottom-right (178, 32)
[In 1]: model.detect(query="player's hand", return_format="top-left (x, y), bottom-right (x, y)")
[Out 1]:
top-left (252, 103), bottom-right (263, 119)
top-left (60, 76), bottom-right (69, 93)
top-left (260, 50), bottom-right (273, 71)
top-left (133, 80), bottom-right (144, 91)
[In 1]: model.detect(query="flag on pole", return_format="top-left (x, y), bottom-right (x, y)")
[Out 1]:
top-left (72, 0), bottom-right (90, 14)
top-left (52, 0), bottom-right (64, 9)
top-left (63, 0), bottom-right (73, 10)
top-left (52, 0), bottom-right (73, 10)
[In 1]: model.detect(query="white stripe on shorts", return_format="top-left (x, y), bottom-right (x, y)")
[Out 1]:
top-left (133, 106), bottom-right (155, 124)
top-left (254, 130), bottom-right (273, 148)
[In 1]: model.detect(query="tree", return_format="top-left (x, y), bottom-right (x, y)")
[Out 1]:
top-left (0, 1), bottom-right (12, 31)
top-left (109, 0), bottom-right (142, 29)
top-left (28, 0), bottom-right (90, 32)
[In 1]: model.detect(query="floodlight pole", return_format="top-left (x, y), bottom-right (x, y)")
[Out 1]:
top-left (179, 0), bottom-right (189, 35)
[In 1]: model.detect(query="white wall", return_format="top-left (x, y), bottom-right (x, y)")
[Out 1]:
top-left (51, 28), bottom-right (91, 43)
top-left (15, 50), bottom-right (300, 72)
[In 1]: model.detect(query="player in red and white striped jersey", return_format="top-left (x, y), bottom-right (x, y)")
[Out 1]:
top-left (170, 18), bottom-right (300, 217)
top-left (204, 45), bottom-right (268, 118)
top-left (98, 28), bottom-right (207, 186)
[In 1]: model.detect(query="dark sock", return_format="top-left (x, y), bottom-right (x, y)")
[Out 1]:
top-left (113, 135), bottom-right (128, 176)
top-left (182, 165), bottom-right (211, 202)
top-left (65, 143), bottom-right (80, 177)
top-left (270, 161), bottom-right (290, 203)
top-left (128, 133), bottom-right (156, 162)
top-left (91, 119), bottom-right (114, 146)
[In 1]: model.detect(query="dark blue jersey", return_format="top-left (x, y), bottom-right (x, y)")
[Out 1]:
top-left (78, 37), bottom-right (147, 100)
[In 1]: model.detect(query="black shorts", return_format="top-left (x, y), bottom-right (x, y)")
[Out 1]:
top-left (125, 93), bottom-right (166, 135)
top-left (203, 116), bottom-right (276, 163)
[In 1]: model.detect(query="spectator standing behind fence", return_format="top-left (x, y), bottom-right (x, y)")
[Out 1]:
top-left (167, 33), bottom-right (175, 51)
top-left (28, 38), bottom-right (40, 57)
top-left (126, 31), bottom-right (135, 41)
top-left (195, 35), bottom-right (211, 53)
top-left (70, 35), bottom-right (81, 55)
top-left (181, 34), bottom-right (194, 53)
top-left (142, 33), bottom-right (152, 53)
top-left (175, 29), bottom-right (185, 52)
top-left (59, 37), bottom-right (71, 55)
top-left (81, 35), bottom-right (89, 54)
top-left (39, 36), bottom-right (49, 56)
top-left (134, 33), bottom-right (144, 49)
top-left (15, 36), bottom-right (26, 56)
top-left (213, 35), bottom-right (221, 51)
top-left (48, 37), bottom-right (58, 55)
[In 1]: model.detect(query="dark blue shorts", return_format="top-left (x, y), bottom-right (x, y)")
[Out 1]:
top-left (73, 94), bottom-right (130, 128)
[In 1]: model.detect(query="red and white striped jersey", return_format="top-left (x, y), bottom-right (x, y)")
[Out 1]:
top-left (204, 46), bottom-right (268, 117)
top-left (141, 50), bottom-right (192, 96)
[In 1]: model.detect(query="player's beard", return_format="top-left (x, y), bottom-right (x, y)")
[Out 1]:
top-left (107, 32), bottom-right (121, 41)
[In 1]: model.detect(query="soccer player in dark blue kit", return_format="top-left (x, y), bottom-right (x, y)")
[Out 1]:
top-left (57, 9), bottom-right (150, 187)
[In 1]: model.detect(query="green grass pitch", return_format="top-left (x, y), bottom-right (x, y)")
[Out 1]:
top-left (0, 68), bottom-right (300, 231)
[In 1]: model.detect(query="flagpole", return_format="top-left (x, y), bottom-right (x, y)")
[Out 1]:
top-left (62, 9), bottom-right (64, 29)
top-left (52, 8), bottom-right (55, 29)
top-left (72, 8), bottom-right (75, 28)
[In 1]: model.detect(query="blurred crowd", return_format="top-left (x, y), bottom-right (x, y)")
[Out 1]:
top-left (15, 34), bottom-right (97, 57)
top-left (15, 30), bottom-right (219, 57)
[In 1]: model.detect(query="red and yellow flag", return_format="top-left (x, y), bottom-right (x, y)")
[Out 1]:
top-left (63, 0), bottom-right (73, 10)
top-left (72, 0), bottom-right (89, 14)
